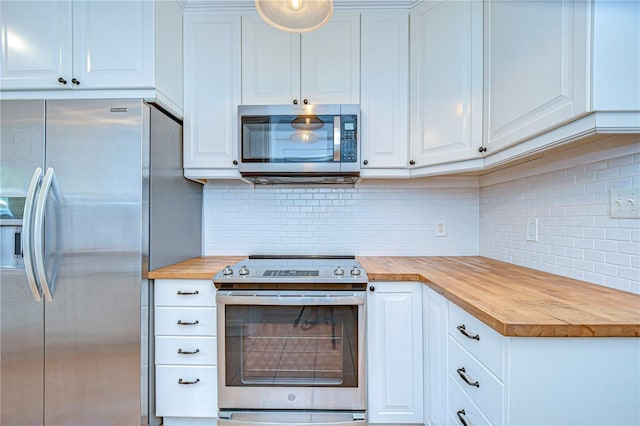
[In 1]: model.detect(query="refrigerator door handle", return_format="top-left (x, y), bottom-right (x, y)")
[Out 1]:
top-left (33, 167), bottom-right (57, 303)
top-left (22, 167), bottom-right (43, 302)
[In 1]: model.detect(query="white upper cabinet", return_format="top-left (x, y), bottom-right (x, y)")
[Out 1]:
top-left (71, 1), bottom-right (153, 89)
top-left (183, 12), bottom-right (241, 176)
top-left (241, 12), bottom-right (360, 105)
top-left (591, 0), bottom-right (640, 111)
top-left (1, 0), bottom-right (152, 89)
top-left (359, 10), bottom-right (410, 175)
top-left (0, 0), bottom-right (183, 112)
top-left (483, 0), bottom-right (589, 154)
top-left (0, 1), bottom-right (72, 90)
top-left (409, 0), bottom-right (483, 170)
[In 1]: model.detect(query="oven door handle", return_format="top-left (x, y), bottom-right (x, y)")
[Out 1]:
top-left (216, 293), bottom-right (365, 306)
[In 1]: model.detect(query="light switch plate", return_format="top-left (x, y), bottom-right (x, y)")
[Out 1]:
top-left (610, 187), bottom-right (640, 218)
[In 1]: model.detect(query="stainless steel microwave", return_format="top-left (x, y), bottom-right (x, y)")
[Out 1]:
top-left (238, 104), bottom-right (360, 184)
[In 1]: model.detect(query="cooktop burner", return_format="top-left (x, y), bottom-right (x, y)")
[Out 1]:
top-left (212, 255), bottom-right (368, 290)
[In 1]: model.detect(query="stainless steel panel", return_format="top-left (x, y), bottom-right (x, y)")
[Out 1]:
top-left (0, 100), bottom-right (45, 426)
top-left (0, 269), bottom-right (45, 426)
top-left (148, 104), bottom-right (202, 271)
top-left (43, 99), bottom-right (142, 425)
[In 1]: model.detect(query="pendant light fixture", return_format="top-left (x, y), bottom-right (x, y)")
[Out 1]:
top-left (255, 0), bottom-right (334, 33)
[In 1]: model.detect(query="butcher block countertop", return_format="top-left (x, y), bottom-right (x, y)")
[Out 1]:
top-left (148, 256), bottom-right (640, 338)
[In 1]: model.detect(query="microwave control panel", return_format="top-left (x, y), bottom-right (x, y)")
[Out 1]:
top-left (341, 115), bottom-right (358, 162)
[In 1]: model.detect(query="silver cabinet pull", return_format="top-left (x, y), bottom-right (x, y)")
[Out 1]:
top-left (456, 367), bottom-right (480, 388)
top-left (177, 320), bottom-right (199, 326)
top-left (178, 378), bottom-right (200, 385)
top-left (456, 409), bottom-right (469, 426)
top-left (457, 324), bottom-right (480, 341)
top-left (177, 348), bottom-right (200, 355)
top-left (176, 290), bottom-right (199, 295)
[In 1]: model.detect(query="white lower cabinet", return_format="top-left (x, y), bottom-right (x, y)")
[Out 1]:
top-left (446, 302), bottom-right (640, 426)
top-left (154, 279), bottom-right (218, 425)
top-left (367, 282), bottom-right (424, 424)
top-left (423, 285), bottom-right (449, 426)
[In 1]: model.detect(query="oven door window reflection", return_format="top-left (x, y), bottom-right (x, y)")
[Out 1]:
top-left (225, 304), bottom-right (358, 387)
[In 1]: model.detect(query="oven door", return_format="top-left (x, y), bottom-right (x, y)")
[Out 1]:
top-left (216, 290), bottom-right (366, 414)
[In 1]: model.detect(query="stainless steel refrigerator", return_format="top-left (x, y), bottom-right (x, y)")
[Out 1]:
top-left (0, 99), bottom-right (202, 425)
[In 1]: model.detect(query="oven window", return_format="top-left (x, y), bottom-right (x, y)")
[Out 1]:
top-left (224, 304), bottom-right (358, 387)
top-left (241, 115), bottom-right (335, 163)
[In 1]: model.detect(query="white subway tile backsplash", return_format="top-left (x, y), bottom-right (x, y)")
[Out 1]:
top-left (203, 181), bottom-right (479, 257)
top-left (480, 137), bottom-right (640, 294)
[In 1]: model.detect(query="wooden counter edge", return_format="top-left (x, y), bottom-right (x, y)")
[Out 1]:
top-left (368, 273), bottom-right (640, 338)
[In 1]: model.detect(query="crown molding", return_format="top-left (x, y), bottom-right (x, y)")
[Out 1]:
top-left (183, 0), bottom-right (422, 11)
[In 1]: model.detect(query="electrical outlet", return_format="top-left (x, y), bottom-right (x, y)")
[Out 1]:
top-left (526, 218), bottom-right (538, 241)
top-left (610, 187), bottom-right (640, 218)
top-left (436, 221), bottom-right (447, 237)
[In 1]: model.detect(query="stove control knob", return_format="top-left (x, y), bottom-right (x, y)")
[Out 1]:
top-left (334, 266), bottom-right (345, 276)
top-left (239, 265), bottom-right (250, 276)
top-left (222, 265), bottom-right (233, 275)
top-left (350, 267), bottom-right (361, 276)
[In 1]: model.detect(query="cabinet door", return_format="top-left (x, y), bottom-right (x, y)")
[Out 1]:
top-left (423, 286), bottom-right (449, 426)
top-left (360, 10), bottom-right (409, 170)
top-left (0, 0), bottom-right (72, 90)
top-left (301, 12), bottom-right (360, 105)
top-left (72, 0), bottom-right (153, 89)
top-left (483, 0), bottom-right (589, 153)
top-left (241, 14), bottom-right (300, 105)
top-left (367, 282), bottom-right (423, 424)
top-left (410, 0), bottom-right (483, 168)
top-left (183, 12), bottom-right (241, 170)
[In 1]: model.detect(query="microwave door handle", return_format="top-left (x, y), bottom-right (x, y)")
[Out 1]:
top-left (333, 115), bottom-right (341, 162)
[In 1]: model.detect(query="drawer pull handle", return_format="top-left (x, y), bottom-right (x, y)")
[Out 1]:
top-left (456, 367), bottom-right (480, 388)
top-left (178, 378), bottom-right (200, 385)
top-left (456, 409), bottom-right (469, 426)
top-left (177, 320), bottom-right (200, 326)
top-left (177, 348), bottom-right (200, 355)
top-left (457, 324), bottom-right (480, 341)
top-left (176, 290), bottom-right (199, 295)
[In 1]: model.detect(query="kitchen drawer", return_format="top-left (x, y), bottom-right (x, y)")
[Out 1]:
top-left (155, 279), bottom-right (216, 307)
top-left (448, 376), bottom-right (492, 426)
top-left (155, 336), bottom-right (217, 366)
top-left (448, 302), bottom-right (505, 379)
top-left (156, 365), bottom-right (218, 418)
top-left (448, 336), bottom-right (504, 425)
top-left (155, 307), bottom-right (216, 336)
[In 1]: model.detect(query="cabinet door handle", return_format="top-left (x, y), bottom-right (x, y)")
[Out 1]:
top-left (176, 290), bottom-right (199, 296)
top-left (457, 324), bottom-right (480, 341)
top-left (303, 98), bottom-right (309, 104)
top-left (177, 320), bottom-right (199, 326)
top-left (178, 378), bottom-right (200, 385)
top-left (293, 99), bottom-right (298, 105)
top-left (363, 160), bottom-right (368, 165)
top-left (456, 409), bottom-right (469, 426)
top-left (177, 348), bottom-right (200, 355)
top-left (409, 160), bottom-right (416, 165)
top-left (478, 146), bottom-right (487, 153)
top-left (71, 78), bottom-right (80, 86)
top-left (57, 77), bottom-right (68, 85)
top-left (456, 367), bottom-right (480, 387)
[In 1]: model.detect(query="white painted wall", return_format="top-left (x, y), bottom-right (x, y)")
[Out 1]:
top-left (479, 135), bottom-right (640, 294)
top-left (203, 178), bottom-right (479, 256)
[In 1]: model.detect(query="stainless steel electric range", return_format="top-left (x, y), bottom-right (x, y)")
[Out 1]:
top-left (213, 255), bottom-right (368, 425)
